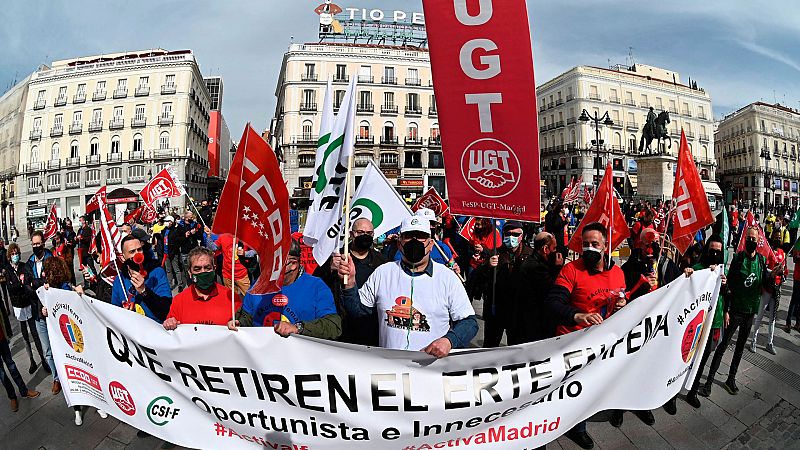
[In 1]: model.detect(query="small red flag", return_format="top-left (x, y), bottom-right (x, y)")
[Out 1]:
top-left (568, 163), bottom-right (630, 253)
top-left (671, 131), bottom-right (715, 254)
top-left (43, 204), bottom-right (59, 241)
top-left (412, 187), bottom-right (449, 216)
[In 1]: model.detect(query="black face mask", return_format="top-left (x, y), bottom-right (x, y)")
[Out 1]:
top-left (352, 234), bottom-right (373, 252)
top-left (547, 251), bottom-right (558, 266)
top-left (402, 239), bottom-right (427, 265)
top-left (33, 246), bottom-right (44, 257)
top-left (582, 247), bottom-right (603, 270)
top-left (703, 249), bottom-right (723, 266)
top-left (745, 240), bottom-right (758, 254)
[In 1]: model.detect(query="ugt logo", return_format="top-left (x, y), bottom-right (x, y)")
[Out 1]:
top-left (149, 178), bottom-right (173, 199)
top-left (460, 138), bottom-right (521, 198)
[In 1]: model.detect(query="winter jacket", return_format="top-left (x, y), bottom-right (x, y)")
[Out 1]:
top-left (111, 257), bottom-right (173, 322)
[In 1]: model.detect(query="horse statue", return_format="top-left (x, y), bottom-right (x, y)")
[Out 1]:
top-left (638, 110), bottom-right (672, 155)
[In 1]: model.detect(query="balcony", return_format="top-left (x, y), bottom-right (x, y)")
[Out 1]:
top-left (88, 121), bottom-right (103, 132)
top-left (699, 134), bottom-right (710, 142)
top-left (129, 150), bottom-right (145, 161)
top-left (29, 129), bottom-right (41, 141)
top-left (626, 122), bottom-right (639, 131)
top-left (301, 74), bottom-right (318, 82)
top-left (293, 135), bottom-right (318, 145)
top-left (24, 162), bottom-right (43, 173)
top-left (554, 120), bottom-right (565, 128)
top-left (161, 84), bottom-right (177, 94)
top-left (566, 94), bottom-right (575, 102)
top-left (113, 88), bottom-right (128, 99)
top-left (152, 148), bottom-right (178, 159)
top-left (299, 102), bottom-right (317, 112)
top-left (357, 103), bottom-right (374, 113)
top-left (381, 76), bottom-right (397, 85)
top-left (69, 123), bottom-right (82, 135)
top-left (428, 107), bottom-right (438, 117)
top-left (66, 157), bottom-right (80, 167)
top-left (50, 125), bottom-right (63, 137)
top-left (33, 99), bottom-right (45, 110)
top-left (428, 137), bottom-right (442, 147)
top-left (107, 153), bottom-right (122, 163)
top-left (86, 154), bottom-right (101, 165)
top-left (405, 137), bottom-right (423, 146)
top-left (682, 110), bottom-right (692, 117)
top-left (93, 91), bottom-right (106, 101)
top-left (66, 178), bottom-right (80, 189)
top-left (109, 118), bottom-right (124, 130)
top-left (355, 136), bottom-right (374, 146)
top-left (380, 136), bottom-right (399, 146)
top-left (47, 159), bottom-right (61, 170)
top-left (47, 183), bottom-right (61, 192)
top-left (135, 86), bottom-right (150, 97)
top-left (298, 158), bottom-right (315, 168)
top-left (379, 159), bottom-right (399, 169)
top-left (685, 131), bottom-right (695, 139)
top-left (354, 155), bottom-right (372, 167)
top-left (357, 75), bottom-right (374, 83)
top-left (588, 93), bottom-right (601, 101)
top-left (567, 117), bottom-right (577, 125)
top-left (107, 177), bottom-right (122, 185)
top-left (624, 99), bottom-right (636, 107)
top-left (639, 102), bottom-right (650, 108)
top-left (547, 102), bottom-right (554, 109)
top-left (405, 107), bottom-right (422, 116)
top-left (698, 113), bottom-right (708, 120)
top-left (54, 95), bottom-right (67, 107)
top-left (86, 178), bottom-right (100, 187)
top-left (405, 78), bottom-right (421, 86)
top-left (333, 75), bottom-right (349, 83)
top-left (158, 114), bottom-right (174, 126)
top-left (128, 174), bottom-right (146, 182)
top-left (73, 93), bottom-right (86, 104)
top-left (381, 105), bottom-right (398, 115)
top-left (609, 96), bottom-right (620, 104)
top-left (131, 117), bottom-right (146, 128)
top-left (556, 99), bottom-right (564, 106)
top-left (27, 187), bottom-right (39, 194)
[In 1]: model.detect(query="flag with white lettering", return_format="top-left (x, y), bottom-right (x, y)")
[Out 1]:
top-left (43, 203), bottom-right (59, 241)
top-left (140, 165), bottom-right (185, 207)
top-left (568, 163), bottom-right (630, 253)
top-left (671, 131), bottom-right (714, 254)
top-left (412, 187), bottom-right (449, 216)
top-left (212, 125), bottom-right (291, 294)
top-left (95, 187), bottom-right (123, 285)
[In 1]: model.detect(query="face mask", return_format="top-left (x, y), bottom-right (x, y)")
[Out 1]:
top-left (192, 271), bottom-right (216, 291)
top-left (33, 246), bottom-right (44, 257)
top-left (582, 246), bottom-right (603, 269)
top-left (745, 239), bottom-right (757, 254)
top-left (120, 232), bottom-right (129, 239)
top-left (11, 254), bottom-right (20, 264)
top-left (352, 234), bottom-right (373, 252)
top-left (546, 251), bottom-right (558, 265)
top-left (503, 236), bottom-right (519, 249)
top-left (703, 249), bottom-right (723, 266)
top-left (402, 239), bottom-right (427, 265)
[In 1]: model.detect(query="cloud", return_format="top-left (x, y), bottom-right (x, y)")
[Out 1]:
top-left (735, 40), bottom-right (800, 74)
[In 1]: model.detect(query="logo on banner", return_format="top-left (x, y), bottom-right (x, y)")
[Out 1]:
top-left (109, 381), bottom-right (136, 416)
top-left (460, 139), bottom-right (521, 198)
top-left (58, 315), bottom-right (84, 353)
top-left (148, 396), bottom-right (180, 426)
top-left (681, 310), bottom-right (705, 363)
top-left (65, 365), bottom-right (102, 394)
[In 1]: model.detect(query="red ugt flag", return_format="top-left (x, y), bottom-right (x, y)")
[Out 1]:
top-left (412, 187), bottom-right (449, 216)
top-left (671, 131), bottom-right (715, 254)
top-left (568, 163), bottom-right (630, 253)
top-left (140, 165), bottom-right (185, 206)
top-left (43, 203), bottom-right (59, 241)
top-left (212, 125), bottom-right (291, 294)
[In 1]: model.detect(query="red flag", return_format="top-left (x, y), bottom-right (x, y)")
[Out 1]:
top-left (86, 191), bottom-right (101, 215)
top-left (736, 211), bottom-right (776, 266)
top-left (561, 177), bottom-right (579, 202)
top-left (412, 187), bottom-right (449, 216)
top-left (670, 131), bottom-right (715, 254)
top-left (141, 204), bottom-right (158, 224)
top-left (124, 206), bottom-right (143, 224)
top-left (212, 125), bottom-right (291, 294)
top-left (140, 165), bottom-right (185, 206)
top-left (95, 187), bottom-right (123, 285)
top-left (458, 217), bottom-right (501, 249)
top-left (43, 203), bottom-right (59, 241)
top-left (291, 232), bottom-right (319, 275)
top-left (568, 163), bottom-right (630, 253)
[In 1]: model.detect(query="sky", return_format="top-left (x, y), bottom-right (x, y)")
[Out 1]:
top-left (2, 0), bottom-right (800, 140)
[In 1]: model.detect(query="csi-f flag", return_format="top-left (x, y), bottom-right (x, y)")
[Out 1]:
top-left (310, 78), bottom-right (335, 203)
top-left (349, 160), bottom-right (412, 238)
top-left (303, 76), bottom-right (357, 265)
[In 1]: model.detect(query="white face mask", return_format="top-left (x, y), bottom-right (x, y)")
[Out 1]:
top-left (120, 232), bottom-right (129, 239)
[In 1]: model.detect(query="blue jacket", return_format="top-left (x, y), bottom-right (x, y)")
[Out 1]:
top-left (111, 259), bottom-right (173, 322)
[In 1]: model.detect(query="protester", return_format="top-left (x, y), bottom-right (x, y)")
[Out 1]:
top-left (111, 235), bottom-right (172, 322)
top-left (787, 236), bottom-right (800, 333)
top-left (399, 208), bottom-right (459, 268)
top-left (229, 240), bottom-right (341, 340)
top-left (161, 216), bottom-right (184, 290)
top-left (316, 217), bottom-right (386, 346)
top-left (469, 220), bottom-right (532, 347)
top-left (198, 199), bottom-right (214, 226)
top-left (702, 226), bottom-right (771, 396)
top-left (76, 215), bottom-right (93, 268)
top-left (750, 248), bottom-right (786, 355)
top-left (27, 231), bottom-right (60, 393)
top-left (61, 218), bottom-right (77, 283)
top-left (509, 231), bottom-right (563, 344)
top-left (173, 211), bottom-right (203, 284)
top-left (0, 295), bottom-right (40, 412)
top-left (545, 222), bottom-right (627, 449)
top-left (40, 256), bottom-right (107, 425)
top-left (203, 227), bottom-right (254, 297)
top-left (118, 222), bottom-right (133, 239)
top-left (338, 215), bottom-right (478, 357)
top-left (2, 243), bottom-right (47, 374)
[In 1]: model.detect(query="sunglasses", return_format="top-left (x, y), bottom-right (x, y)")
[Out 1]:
top-left (504, 231), bottom-right (522, 237)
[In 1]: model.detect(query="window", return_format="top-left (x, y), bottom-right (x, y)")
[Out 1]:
top-left (334, 90), bottom-right (345, 109)
top-left (669, 99), bottom-right (677, 111)
top-left (128, 165), bottom-right (146, 179)
top-left (36, 90), bottom-right (45, 102)
top-left (429, 151), bottom-right (444, 168)
top-left (138, 76), bottom-right (149, 88)
top-left (303, 63), bottom-right (316, 80)
top-left (54, 114), bottom-right (63, 127)
top-left (383, 121), bottom-right (395, 140)
top-left (28, 177), bottom-right (38, 192)
top-left (161, 102), bottom-right (172, 117)
top-left (113, 106), bottom-right (123, 119)
top-left (302, 89), bottom-right (315, 105)
top-left (47, 174), bottom-right (60, 188)
top-left (589, 85), bottom-right (599, 99)
top-left (73, 111), bottom-right (82, 124)
top-left (407, 93), bottom-right (420, 111)
top-left (430, 94), bottom-right (437, 112)
top-left (159, 132), bottom-right (170, 150)
top-left (33, 117), bottom-right (41, 131)
top-left (359, 91), bottom-right (372, 106)
top-left (358, 65), bottom-right (371, 82)
top-left (117, 78), bottom-right (127, 90)
top-left (107, 167), bottom-right (122, 181)
top-left (359, 121), bottom-right (370, 138)
top-left (407, 68), bottom-right (418, 83)
top-left (58, 86), bottom-right (67, 98)
top-left (90, 138), bottom-right (99, 156)
top-left (302, 120), bottom-right (313, 140)
top-left (335, 64), bottom-right (347, 81)
top-left (76, 84), bottom-right (86, 96)
top-left (92, 108), bottom-right (102, 123)
top-left (165, 74), bottom-right (175, 87)
top-left (30, 145), bottom-right (38, 162)
top-left (640, 93), bottom-right (648, 106)
top-left (135, 104), bottom-right (145, 120)
top-left (384, 92), bottom-right (394, 107)
top-left (51, 143), bottom-right (60, 161)
top-left (609, 88), bottom-right (618, 101)
top-left (96, 81), bottom-right (106, 92)
top-left (384, 66), bottom-right (395, 83)
top-left (66, 171), bottom-right (80, 186)
top-left (87, 169), bottom-right (100, 183)
top-left (430, 124), bottom-right (440, 139)
top-left (407, 123), bottom-right (419, 139)
top-left (132, 134), bottom-right (142, 153)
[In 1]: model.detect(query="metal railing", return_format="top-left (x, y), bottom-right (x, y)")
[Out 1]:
top-left (109, 118), bottom-right (124, 130)
top-left (381, 105), bottom-right (398, 114)
top-left (113, 88), bottom-right (128, 99)
top-left (33, 99), bottom-right (45, 110)
top-left (88, 121), bottom-right (103, 132)
top-left (47, 160), bottom-right (61, 170)
top-left (357, 104), bottom-right (374, 113)
top-left (69, 123), bottom-right (82, 134)
top-left (86, 154), bottom-right (101, 164)
top-left (50, 126), bottom-right (63, 137)
top-left (405, 78), bottom-right (421, 86)
top-left (301, 74), bottom-right (318, 82)
top-left (66, 157), bottom-right (80, 167)
top-left (135, 86), bottom-right (150, 96)
top-left (131, 117), bottom-right (146, 128)
top-left (161, 84), bottom-right (176, 94)
top-left (73, 93), bottom-right (86, 103)
top-left (30, 130), bottom-right (41, 140)
top-left (158, 115), bottom-right (174, 125)
top-left (54, 95), bottom-right (67, 107)
top-left (93, 91), bottom-right (106, 101)
top-left (405, 107), bottom-right (422, 116)
top-left (380, 137), bottom-right (399, 146)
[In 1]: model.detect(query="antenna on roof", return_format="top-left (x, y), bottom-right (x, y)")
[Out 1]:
top-left (628, 46), bottom-right (636, 68)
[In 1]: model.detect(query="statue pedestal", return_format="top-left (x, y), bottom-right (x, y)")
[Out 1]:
top-left (635, 154), bottom-right (677, 198)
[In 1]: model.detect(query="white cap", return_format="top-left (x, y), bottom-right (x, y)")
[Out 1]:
top-left (414, 207), bottom-right (439, 223)
top-left (400, 215), bottom-right (431, 235)
top-left (163, 215), bottom-right (175, 223)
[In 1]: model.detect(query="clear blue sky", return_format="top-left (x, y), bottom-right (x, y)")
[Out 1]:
top-left (2, 0), bottom-right (799, 138)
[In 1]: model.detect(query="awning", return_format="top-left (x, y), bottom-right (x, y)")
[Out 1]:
top-left (702, 181), bottom-right (723, 196)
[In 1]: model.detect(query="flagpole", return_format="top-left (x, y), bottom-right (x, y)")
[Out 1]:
top-left (341, 151), bottom-right (356, 286)
top-left (230, 125), bottom-right (251, 323)
top-left (184, 194), bottom-right (209, 229)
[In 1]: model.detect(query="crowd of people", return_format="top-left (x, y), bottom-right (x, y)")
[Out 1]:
top-left (0, 195), bottom-right (798, 450)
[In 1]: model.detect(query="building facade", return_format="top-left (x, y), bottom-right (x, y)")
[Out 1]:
top-left (271, 42), bottom-right (441, 201)
top-left (536, 64), bottom-right (715, 198)
top-left (16, 49), bottom-right (211, 229)
top-left (204, 76), bottom-right (232, 181)
top-left (716, 102), bottom-right (800, 210)
top-left (0, 75), bottom-right (32, 241)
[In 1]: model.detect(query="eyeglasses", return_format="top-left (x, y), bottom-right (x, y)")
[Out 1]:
top-left (353, 230), bottom-right (374, 236)
top-left (504, 231), bottom-right (522, 237)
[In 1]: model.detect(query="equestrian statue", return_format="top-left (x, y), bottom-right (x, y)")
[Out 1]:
top-left (638, 107), bottom-right (672, 155)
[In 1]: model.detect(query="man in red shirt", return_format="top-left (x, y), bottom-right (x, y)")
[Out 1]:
top-left (204, 227), bottom-right (252, 296)
top-left (545, 222), bottom-right (627, 449)
top-left (163, 247), bottom-right (242, 329)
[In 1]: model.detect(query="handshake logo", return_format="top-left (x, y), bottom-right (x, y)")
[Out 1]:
top-left (461, 139), bottom-right (521, 198)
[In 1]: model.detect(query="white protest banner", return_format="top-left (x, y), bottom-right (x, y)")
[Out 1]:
top-left (41, 269), bottom-right (721, 449)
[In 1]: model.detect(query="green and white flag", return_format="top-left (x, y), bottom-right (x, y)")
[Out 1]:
top-left (309, 77), bottom-right (334, 203)
top-left (348, 160), bottom-right (413, 239)
top-left (304, 76), bottom-right (357, 265)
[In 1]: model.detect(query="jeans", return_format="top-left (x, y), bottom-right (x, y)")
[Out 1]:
top-left (752, 292), bottom-right (777, 347)
top-left (787, 283), bottom-right (800, 326)
top-left (0, 339), bottom-right (28, 399)
top-left (165, 254), bottom-right (185, 290)
top-left (706, 312), bottom-right (754, 385)
top-left (180, 254), bottom-right (191, 286)
top-left (35, 318), bottom-right (58, 382)
top-left (19, 316), bottom-right (46, 365)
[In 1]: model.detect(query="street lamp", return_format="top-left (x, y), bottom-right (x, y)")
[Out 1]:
top-left (761, 147), bottom-right (772, 213)
top-left (578, 109), bottom-right (614, 186)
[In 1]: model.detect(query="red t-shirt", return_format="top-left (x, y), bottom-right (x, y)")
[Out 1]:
top-left (214, 234), bottom-right (249, 281)
top-left (554, 259), bottom-right (626, 335)
top-left (167, 283), bottom-right (242, 326)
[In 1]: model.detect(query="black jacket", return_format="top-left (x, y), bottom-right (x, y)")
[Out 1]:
top-left (172, 220), bottom-right (202, 255)
top-left (621, 250), bottom-right (682, 301)
top-left (509, 252), bottom-right (562, 343)
top-left (77, 224), bottom-right (93, 250)
top-left (469, 244), bottom-right (534, 316)
top-left (3, 260), bottom-right (38, 311)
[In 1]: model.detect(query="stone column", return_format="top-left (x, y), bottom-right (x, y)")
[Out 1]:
top-left (635, 154), bottom-right (677, 198)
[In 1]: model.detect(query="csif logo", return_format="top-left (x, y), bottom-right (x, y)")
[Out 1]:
top-left (109, 381), bottom-right (136, 416)
top-left (147, 396), bottom-right (180, 426)
top-left (460, 138), bottom-right (521, 198)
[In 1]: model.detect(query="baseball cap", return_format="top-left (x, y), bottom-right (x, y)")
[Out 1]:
top-left (503, 220), bottom-right (524, 231)
top-left (164, 215), bottom-right (175, 223)
top-left (414, 208), bottom-right (440, 224)
top-left (400, 216), bottom-right (431, 236)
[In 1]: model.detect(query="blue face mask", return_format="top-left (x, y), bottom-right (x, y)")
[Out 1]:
top-left (11, 254), bottom-right (20, 264)
top-left (503, 236), bottom-right (519, 249)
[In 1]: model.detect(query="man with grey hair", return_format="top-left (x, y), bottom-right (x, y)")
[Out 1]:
top-left (509, 231), bottom-right (563, 344)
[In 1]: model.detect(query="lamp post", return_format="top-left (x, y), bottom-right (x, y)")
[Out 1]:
top-left (578, 109), bottom-right (614, 187)
top-left (761, 146), bottom-right (772, 214)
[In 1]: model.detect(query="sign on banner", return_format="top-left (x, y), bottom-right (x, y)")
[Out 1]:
top-left (42, 269), bottom-right (721, 449)
top-left (423, 0), bottom-right (540, 221)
